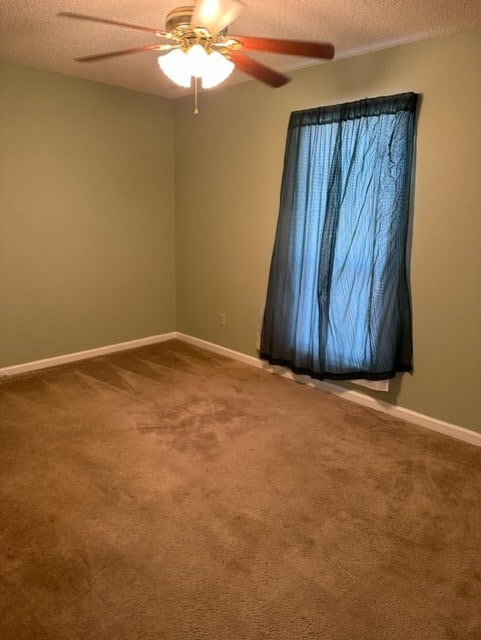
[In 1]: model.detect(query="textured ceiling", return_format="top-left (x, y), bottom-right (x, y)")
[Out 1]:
top-left (1, 1), bottom-right (480, 98)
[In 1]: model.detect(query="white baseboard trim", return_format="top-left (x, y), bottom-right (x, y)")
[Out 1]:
top-left (177, 332), bottom-right (481, 448)
top-left (178, 332), bottom-right (261, 368)
top-left (0, 332), bottom-right (177, 378)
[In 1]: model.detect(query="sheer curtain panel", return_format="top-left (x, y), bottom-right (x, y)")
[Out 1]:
top-left (260, 93), bottom-right (418, 381)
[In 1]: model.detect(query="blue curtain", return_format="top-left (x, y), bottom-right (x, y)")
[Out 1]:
top-left (260, 93), bottom-right (418, 381)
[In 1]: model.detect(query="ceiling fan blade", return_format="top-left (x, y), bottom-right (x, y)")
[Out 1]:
top-left (231, 35), bottom-right (335, 59)
top-left (230, 51), bottom-right (290, 88)
top-left (74, 44), bottom-right (176, 63)
top-left (57, 12), bottom-right (170, 37)
top-left (191, 0), bottom-right (244, 34)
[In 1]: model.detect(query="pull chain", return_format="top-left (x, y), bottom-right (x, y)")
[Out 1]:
top-left (194, 77), bottom-right (199, 116)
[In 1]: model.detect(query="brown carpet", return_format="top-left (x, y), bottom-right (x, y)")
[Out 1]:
top-left (0, 339), bottom-right (480, 640)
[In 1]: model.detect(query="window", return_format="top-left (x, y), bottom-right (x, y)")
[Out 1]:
top-left (260, 93), bottom-right (418, 381)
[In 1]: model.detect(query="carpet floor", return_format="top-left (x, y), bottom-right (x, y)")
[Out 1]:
top-left (0, 339), bottom-right (480, 640)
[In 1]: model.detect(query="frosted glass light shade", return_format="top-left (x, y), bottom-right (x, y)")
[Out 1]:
top-left (187, 44), bottom-right (208, 78)
top-left (201, 51), bottom-right (234, 89)
top-left (158, 47), bottom-right (234, 89)
top-left (158, 49), bottom-right (192, 88)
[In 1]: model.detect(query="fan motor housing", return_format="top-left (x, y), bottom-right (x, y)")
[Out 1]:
top-left (165, 6), bottom-right (195, 31)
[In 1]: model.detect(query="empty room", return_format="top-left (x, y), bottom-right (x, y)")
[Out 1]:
top-left (1, 1), bottom-right (480, 638)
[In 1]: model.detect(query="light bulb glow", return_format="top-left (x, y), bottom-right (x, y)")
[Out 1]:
top-left (201, 51), bottom-right (235, 88)
top-left (187, 44), bottom-right (208, 78)
top-left (158, 46), bottom-right (234, 89)
top-left (158, 50), bottom-right (191, 88)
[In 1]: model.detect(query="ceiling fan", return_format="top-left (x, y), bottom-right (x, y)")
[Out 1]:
top-left (58, 0), bottom-right (335, 91)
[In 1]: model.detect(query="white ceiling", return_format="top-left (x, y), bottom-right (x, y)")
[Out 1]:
top-left (1, 1), bottom-right (480, 98)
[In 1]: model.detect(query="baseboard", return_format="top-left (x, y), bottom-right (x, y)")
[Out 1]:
top-left (177, 333), bottom-right (481, 448)
top-left (0, 332), bottom-right (178, 378)
top-left (179, 332), bottom-right (261, 368)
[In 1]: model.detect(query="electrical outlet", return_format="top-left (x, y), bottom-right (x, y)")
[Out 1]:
top-left (218, 313), bottom-right (226, 327)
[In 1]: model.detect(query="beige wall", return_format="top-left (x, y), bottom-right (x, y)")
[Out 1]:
top-left (174, 29), bottom-right (481, 432)
top-left (0, 61), bottom-right (176, 367)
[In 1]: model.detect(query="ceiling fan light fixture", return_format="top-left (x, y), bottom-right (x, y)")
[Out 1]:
top-left (60, 3), bottom-right (335, 94)
top-left (158, 46), bottom-right (234, 89)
